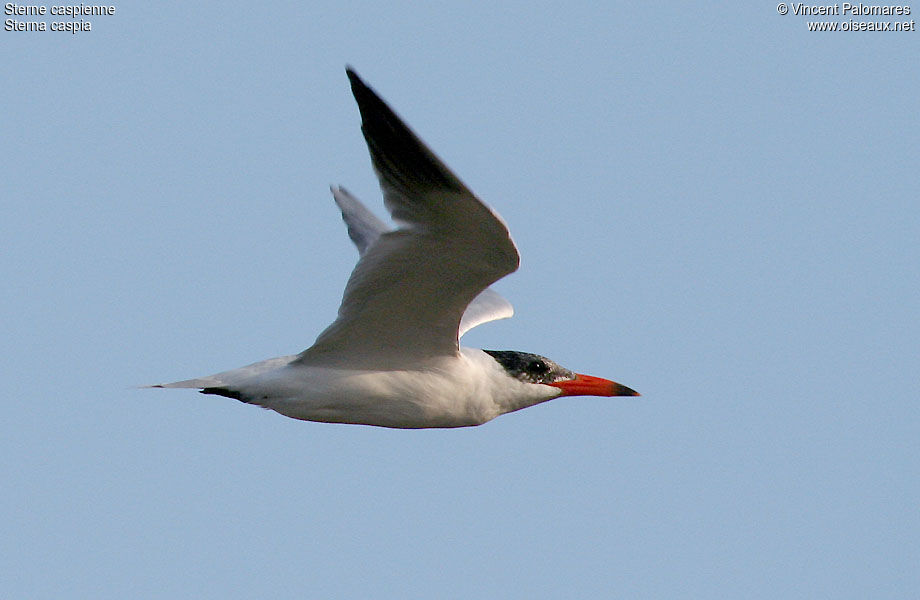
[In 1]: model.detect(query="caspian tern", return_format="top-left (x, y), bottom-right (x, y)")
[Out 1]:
top-left (152, 67), bottom-right (638, 428)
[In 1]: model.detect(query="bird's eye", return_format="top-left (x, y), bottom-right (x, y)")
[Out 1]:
top-left (528, 360), bottom-right (547, 373)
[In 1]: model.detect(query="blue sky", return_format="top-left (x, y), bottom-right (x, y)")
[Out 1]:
top-left (2, 3), bottom-right (917, 598)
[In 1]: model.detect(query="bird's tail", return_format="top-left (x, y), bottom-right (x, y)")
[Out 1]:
top-left (144, 354), bottom-right (298, 391)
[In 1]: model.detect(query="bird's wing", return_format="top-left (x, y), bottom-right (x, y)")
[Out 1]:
top-left (458, 288), bottom-right (514, 337)
top-left (331, 186), bottom-right (389, 255)
top-left (297, 69), bottom-right (519, 368)
top-left (332, 186), bottom-right (515, 339)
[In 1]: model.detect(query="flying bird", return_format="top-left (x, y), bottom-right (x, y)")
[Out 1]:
top-left (151, 68), bottom-right (638, 428)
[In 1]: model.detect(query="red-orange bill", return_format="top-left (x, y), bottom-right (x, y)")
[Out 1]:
top-left (546, 374), bottom-right (639, 397)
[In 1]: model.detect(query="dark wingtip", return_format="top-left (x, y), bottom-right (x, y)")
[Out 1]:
top-left (345, 66), bottom-right (366, 95)
top-left (342, 64), bottom-right (467, 196)
top-left (344, 66), bottom-right (381, 123)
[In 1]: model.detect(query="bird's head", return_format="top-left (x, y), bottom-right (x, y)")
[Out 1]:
top-left (483, 350), bottom-right (639, 398)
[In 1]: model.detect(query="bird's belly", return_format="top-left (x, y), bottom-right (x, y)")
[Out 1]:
top-left (253, 366), bottom-right (498, 429)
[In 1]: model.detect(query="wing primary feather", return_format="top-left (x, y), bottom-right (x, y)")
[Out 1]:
top-left (331, 186), bottom-right (388, 255)
top-left (346, 68), bottom-right (468, 202)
